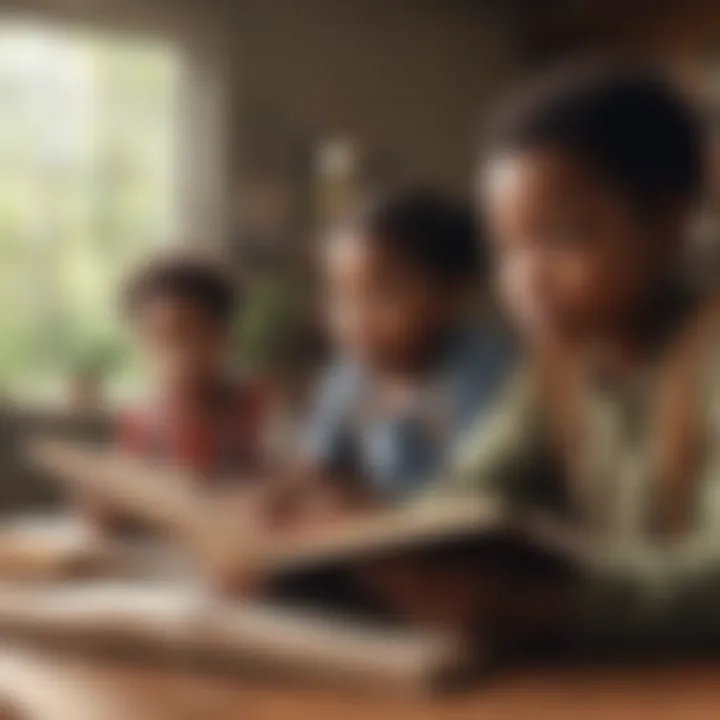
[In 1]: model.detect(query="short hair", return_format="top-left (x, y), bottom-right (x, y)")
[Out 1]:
top-left (347, 188), bottom-right (483, 284)
top-left (123, 252), bottom-right (238, 324)
top-left (484, 61), bottom-right (706, 208)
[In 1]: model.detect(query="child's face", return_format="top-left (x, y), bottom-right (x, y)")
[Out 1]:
top-left (135, 296), bottom-right (229, 396)
top-left (324, 231), bottom-right (456, 373)
top-left (481, 148), bottom-right (677, 348)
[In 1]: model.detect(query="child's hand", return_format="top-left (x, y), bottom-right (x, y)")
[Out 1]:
top-left (198, 478), bottom-right (377, 595)
top-left (75, 498), bottom-right (122, 538)
top-left (181, 482), bottom-right (273, 596)
top-left (282, 484), bottom-right (370, 533)
top-left (267, 474), bottom-right (379, 535)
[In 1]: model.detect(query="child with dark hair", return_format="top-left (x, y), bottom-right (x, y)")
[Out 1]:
top-left (480, 62), bottom-right (705, 350)
top-left (87, 253), bottom-right (265, 533)
top-left (427, 62), bottom-right (720, 647)
top-left (300, 188), bottom-right (513, 504)
top-left (120, 252), bottom-right (265, 479)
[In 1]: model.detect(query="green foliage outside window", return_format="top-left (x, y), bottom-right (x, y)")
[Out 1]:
top-left (0, 21), bottom-right (178, 397)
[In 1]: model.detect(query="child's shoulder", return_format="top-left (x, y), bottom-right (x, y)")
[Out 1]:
top-left (464, 324), bottom-right (516, 369)
top-left (314, 358), bottom-right (366, 404)
top-left (443, 324), bottom-right (517, 411)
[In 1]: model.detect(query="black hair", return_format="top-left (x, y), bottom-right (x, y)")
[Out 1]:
top-left (123, 252), bottom-right (238, 324)
top-left (485, 61), bottom-right (706, 208)
top-left (348, 188), bottom-right (483, 284)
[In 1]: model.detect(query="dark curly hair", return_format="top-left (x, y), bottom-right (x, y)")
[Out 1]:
top-left (123, 252), bottom-right (238, 324)
top-left (484, 61), bottom-right (706, 209)
top-left (347, 187), bottom-right (483, 284)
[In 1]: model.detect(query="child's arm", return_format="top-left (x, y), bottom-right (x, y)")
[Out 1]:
top-left (260, 360), bottom-right (379, 525)
top-left (421, 368), bottom-right (555, 505)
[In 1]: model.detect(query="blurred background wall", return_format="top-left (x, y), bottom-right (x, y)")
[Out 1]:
top-left (3, 0), bottom-right (718, 245)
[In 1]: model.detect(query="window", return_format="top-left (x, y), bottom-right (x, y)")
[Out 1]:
top-left (0, 20), bottom-right (179, 399)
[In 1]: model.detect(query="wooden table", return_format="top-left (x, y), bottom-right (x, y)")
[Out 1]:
top-left (0, 645), bottom-right (719, 720)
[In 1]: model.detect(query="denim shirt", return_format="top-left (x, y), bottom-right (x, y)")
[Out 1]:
top-left (304, 326), bottom-right (515, 499)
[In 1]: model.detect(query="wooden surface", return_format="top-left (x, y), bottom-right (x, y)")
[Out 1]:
top-left (0, 645), bottom-right (719, 720)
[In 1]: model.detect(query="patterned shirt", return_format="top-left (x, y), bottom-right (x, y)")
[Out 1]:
top-left (119, 382), bottom-right (266, 483)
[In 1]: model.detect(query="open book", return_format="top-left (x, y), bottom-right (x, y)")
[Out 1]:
top-left (8, 440), bottom-right (584, 691)
top-left (27, 440), bottom-right (583, 592)
top-left (0, 581), bottom-right (468, 693)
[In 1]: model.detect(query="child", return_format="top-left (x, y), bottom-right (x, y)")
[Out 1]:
top-left (85, 253), bottom-right (265, 530)
top-left (298, 189), bottom-right (513, 507)
top-left (121, 252), bottom-right (265, 477)
top-left (443, 62), bottom-right (720, 648)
